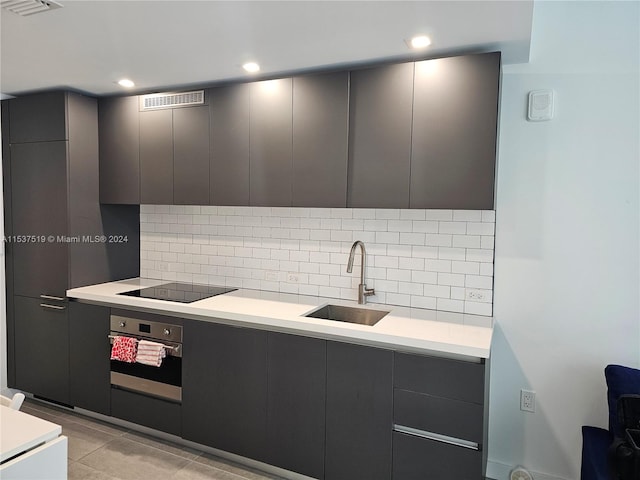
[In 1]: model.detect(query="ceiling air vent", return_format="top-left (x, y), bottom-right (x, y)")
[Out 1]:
top-left (1, 0), bottom-right (62, 16)
top-left (140, 90), bottom-right (205, 111)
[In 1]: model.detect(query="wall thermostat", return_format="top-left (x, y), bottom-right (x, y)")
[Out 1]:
top-left (527, 89), bottom-right (554, 121)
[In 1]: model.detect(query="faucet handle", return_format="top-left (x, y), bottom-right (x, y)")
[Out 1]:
top-left (363, 285), bottom-right (375, 297)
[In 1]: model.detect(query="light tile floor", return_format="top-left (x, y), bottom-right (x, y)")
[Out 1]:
top-left (22, 399), bottom-right (284, 480)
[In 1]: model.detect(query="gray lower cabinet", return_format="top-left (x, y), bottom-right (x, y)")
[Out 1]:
top-left (249, 78), bottom-right (293, 207)
top-left (69, 302), bottom-right (111, 415)
top-left (410, 52), bottom-right (500, 209)
top-left (98, 95), bottom-right (140, 204)
top-left (182, 320), bottom-right (268, 462)
top-left (393, 352), bottom-right (488, 478)
top-left (325, 341), bottom-right (393, 480)
top-left (266, 333), bottom-right (326, 479)
top-left (348, 62), bottom-right (414, 208)
top-left (392, 432), bottom-right (482, 480)
top-left (3, 91), bottom-right (139, 399)
top-left (209, 84), bottom-right (251, 206)
top-left (292, 72), bottom-right (349, 207)
top-left (13, 296), bottom-right (70, 405)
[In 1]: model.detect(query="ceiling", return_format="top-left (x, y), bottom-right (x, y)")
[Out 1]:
top-left (0, 0), bottom-right (533, 98)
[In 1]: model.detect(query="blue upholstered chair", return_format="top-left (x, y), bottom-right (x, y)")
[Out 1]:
top-left (581, 365), bottom-right (640, 480)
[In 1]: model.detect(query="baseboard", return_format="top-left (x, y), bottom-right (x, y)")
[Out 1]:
top-left (487, 460), bottom-right (569, 480)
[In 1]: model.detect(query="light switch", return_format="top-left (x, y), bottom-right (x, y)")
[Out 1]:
top-left (527, 90), bottom-right (554, 121)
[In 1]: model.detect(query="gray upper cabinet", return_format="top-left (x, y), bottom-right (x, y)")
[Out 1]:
top-left (292, 72), bottom-right (349, 207)
top-left (173, 105), bottom-right (210, 205)
top-left (410, 52), bottom-right (500, 209)
top-left (209, 85), bottom-right (251, 206)
top-left (139, 109), bottom-right (173, 204)
top-left (96, 53), bottom-right (499, 209)
top-left (249, 78), bottom-right (293, 207)
top-left (136, 98), bottom-right (211, 206)
top-left (98, 96), bottom-right (140, 204)
top-left (11, 141), bottom-right (69, 298)
top-left (9, 91), bottom-right (67, 143)
top-left (348, 63), bottom-right (414, 208)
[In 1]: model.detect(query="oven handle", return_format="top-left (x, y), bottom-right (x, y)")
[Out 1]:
top-left (108, 335), bottom-right (181, 355)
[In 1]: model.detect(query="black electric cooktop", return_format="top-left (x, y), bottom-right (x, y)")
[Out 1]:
top-left (119, 282), bottom-right (237, 303)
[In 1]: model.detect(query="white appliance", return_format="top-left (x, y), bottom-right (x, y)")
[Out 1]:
top-left (0, 405), bottom-right (67, 479)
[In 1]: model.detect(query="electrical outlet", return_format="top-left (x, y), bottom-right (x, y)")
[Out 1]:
top-left (287, 272), bottom-right (299, 283)
top-left (520, 389), bottom-right (536, 413)
top-left (466, 289), bottom-right (486, 301)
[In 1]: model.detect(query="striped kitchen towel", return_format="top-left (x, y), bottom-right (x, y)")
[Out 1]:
top-left (136, 339), bottom-right (167, 367)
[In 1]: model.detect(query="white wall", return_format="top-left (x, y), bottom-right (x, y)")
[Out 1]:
top-left (488, 1), bottom-right (640, 479)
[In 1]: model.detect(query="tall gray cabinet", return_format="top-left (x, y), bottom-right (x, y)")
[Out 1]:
top-left (2, 91), bottom-right (139, 402)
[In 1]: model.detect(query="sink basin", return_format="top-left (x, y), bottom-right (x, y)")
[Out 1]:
top-left (304, 304), bottom-right (389, 326)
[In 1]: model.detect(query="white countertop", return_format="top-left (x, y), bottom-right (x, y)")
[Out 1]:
top-left (0, 405), bottom-right (62, 463)
top-left (68, 278), bottom-right (493, 359)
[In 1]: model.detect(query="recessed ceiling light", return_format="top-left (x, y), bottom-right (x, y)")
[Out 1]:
top-left (408, 35), bottom-right (432, 49)
top-left (117, 79), bottom-right (135, 88)
top-left (242, 62), bottom-right (260, 73)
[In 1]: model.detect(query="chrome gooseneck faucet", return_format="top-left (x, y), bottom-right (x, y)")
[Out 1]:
top-left (347, 240), bottom-right (375, 304)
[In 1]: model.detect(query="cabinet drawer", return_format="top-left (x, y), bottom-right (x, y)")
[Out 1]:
top-left (394, 352), bottom-right (484, 404)
top-left (392, 432), bottom-right (482, 480)
top-left (394, 389), bottom-right (483, 444)
top-left (111, 388), bottom-right (181, 435)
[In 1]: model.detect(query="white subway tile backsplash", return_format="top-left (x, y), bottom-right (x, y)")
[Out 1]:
top-left (451, 261), bottom-right (480, 275)
top-left (141, 206), bottom-right (495, 316)
top-left (438, 221), bottom-right (467, 235)
top-left (452, 235), bottom-right (481, 249)
top-left (467, 222), bottom-right (495, 236)
top-left (426, 234), bottom-right (452, 247)
top-left (481, 236), bottom-right (495, 250)
top-left (466, 275), bottom-right (493, 290)
top-left (453, 210), bottom-right (482, 222)
top-left (412, 221), bottom-right (439, 233)
top-left (465, 301), bottom-right (493, 316)
top-left (437, 298), bottom-right (464, 313)
top-left (480, 262), bottom-right (494, 276)
top-left (411, 295), bottom-right (437, 309)
top-left (481, 210), bottom-right (496, 223)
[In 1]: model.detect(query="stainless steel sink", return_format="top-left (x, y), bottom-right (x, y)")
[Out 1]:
top-left (304, 304), bottom-right (389, 326)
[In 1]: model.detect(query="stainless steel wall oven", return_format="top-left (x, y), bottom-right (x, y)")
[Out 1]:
top-left (109, 314), bottom-right (182, 403)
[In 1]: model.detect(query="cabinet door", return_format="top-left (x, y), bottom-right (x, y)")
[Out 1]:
top-left (267, 333), bottom-right (326, 479)
top-left (325, 342), bottom-right (393, 480)
top-left (410, 53), bottom-right (500, 209)
top-left (14, 296), bottom-right (69, 404)
top-left (292, 72), bottom-right (349, 207)
top-left (249, 78), bottom-right (293, 206)
top-left (9, 91), bottom-right (67, 143)
top-left (140, 109), bottom-right (173, 204)
top-left (182, 321), bottom-right (268, 462)
top-left (98, 96), bottom-right (140, 204)
top-left (210, 85), bottom-right (250, 206)
top-left (69, 302), bottom-right (110, 415)
top-left (11, 142), bottom-right (68, 298)
top-left (348, 63), bottom-right (414, 208)
top-left (173, 106), bottom-right (210, 205)
top-left (393, 432), bottom-right (482, 479)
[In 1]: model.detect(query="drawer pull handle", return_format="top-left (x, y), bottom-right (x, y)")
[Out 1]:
top-left (40, 295), bottom-right (65, 301)
top-left (393, 424), bottom-right (479, 451)
top-left (40, 303), bottom-right (66, 311)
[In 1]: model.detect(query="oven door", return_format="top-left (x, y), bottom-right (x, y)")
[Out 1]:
top-left (109, 335), bottom-right (182, 403)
